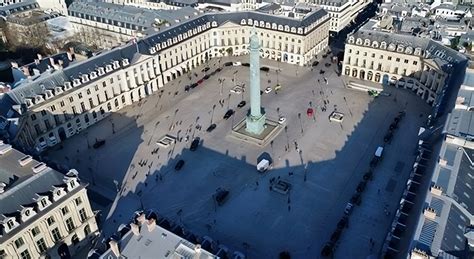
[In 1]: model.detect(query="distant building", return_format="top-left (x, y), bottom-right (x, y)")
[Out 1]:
top-left (409, 68), bottom-right (474, 258)
top-left (92, 210), bottom-right (220, 259)
top-left (0, 143), bottom-right (99, 258)
top-left (0, 0), bottom-right (67, 15)
top-left (343, 29), bottom-right (468, 110)
top-left (307, 0), bottom-right (372, 34)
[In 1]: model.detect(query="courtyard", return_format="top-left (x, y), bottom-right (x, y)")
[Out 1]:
top-left (46, 54), bottom-right (430, 258)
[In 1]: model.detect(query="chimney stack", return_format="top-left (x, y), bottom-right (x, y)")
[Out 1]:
top-left (130, 223), bottom-right (140, 236)
top-left (37, 54), bottom-right (43, 60)
top-left (21, 66), bottom-right (30, 77)
top-left (147, 219), bottom-right (156, 232)
top-left (109, 240), bottom-right (120, 257)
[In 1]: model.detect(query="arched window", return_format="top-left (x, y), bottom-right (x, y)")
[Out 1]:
top-left (84, 224), bottom-right (91, 236)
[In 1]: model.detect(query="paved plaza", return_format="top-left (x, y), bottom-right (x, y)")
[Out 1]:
top-left (46, 55), bottom-right (430, 258)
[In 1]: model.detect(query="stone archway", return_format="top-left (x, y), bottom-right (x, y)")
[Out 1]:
top-left (359, 70), bottom-right (365, 80)
top-left (367, 71), bottom-right (373, 81)
top-left (375, 73), bottom-right (381, 83)
top-left (345, 67), bottom-right (350, 76)
top-left (352, 68), bottom-right (358, 77)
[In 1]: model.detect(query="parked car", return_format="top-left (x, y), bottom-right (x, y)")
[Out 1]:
top-left (206, 124), bottom-right (217, 132)
top-left (312, 61), bottom-right (319, 67)
top-left (93, 139), bottom-right (106, 149)
top-left (319, 69), bottom-right (325, 74)
top-left (356, 181), bottom-right (367, 193)
top-left (264, 87), bottom-right (272, 94)
top-left (242, 63), bottom-right (250, 67)
top-left (351, 193), bottom-right (361, 205)
top-left (307, 108), bottom-right (314, 117)
top-left (215, 67), bottom-right (222, 72)
top-left (223, 109), bottom-right (235, 119)
top-left (215, 188), bottom-right (230, 205)
top-left (260, 66), bottom-right (270, 72)
top-left (344, 202), bottom-right (354, 215)
top-left (202, 67), bottom-right (210, 72)
top-left (232, 62), bottom-right (242, 66)
top-left (197, 79), bottom-right (204, 84)
top-left (203, 74), bottom-right (210, 80)
top-left (184, 85), bottom-right (190, 92)
top-left (337, 217), bottom-right (348, 229)
top-left (175, 160), bottom-right (185, 171)
top-left (190, 83), bottom-right (198, 88)
top-left (237, 100), bottom-right (246, 108)
top-left (190, 137), bottom-right (200, 151)
top-left (224, 62), bottom-right (233, 67)
top-left (274, 84), bottom-right (282, 91)
top-left (278, 117), bottom-right (286, 124)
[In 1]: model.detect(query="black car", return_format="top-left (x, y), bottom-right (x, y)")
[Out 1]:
top-left (184, 85), bottom-right (190, 92)
top-left (175, 160), bottom-right (185, 170)
top-left (202, 67), bottom-right (210, 72)
top-left (210, 71), bottom-right (217, 76)
top-left (242, 63), bottom-right (250, 67)
top-left (337, 217), bottom-right (348, 229)
top-left (224, 62), bottom-right (233, 67)
top-left (215, 188), bottom-right (230, 205)
top-left (260, 66), bottom-right (270, 72)
top-left (190, 83), bottom-right (198, 89)
top-left (190, 137), bottom-right (200, 151)
top-left (237, 100), bottom-right (246, 108)
top-left (325, 63), bottom-right (331, 67)
top-left (260, 90), bottom-right (263, 95)
top-left (351, 193), bottom-right (362, 205)
top-left (312, 61), bottom-right (319, 67)
top-left (206, 124), bottom-right (217, 132)
top-left (223, 109), bottom-right (234, 119)
top-left (319, 69), bottom-right (325, 74)
top-left (203, 74), bottom-right (210, 80)
top-left (215, 68), bottom-right (222, 72)
top-left (356, 181), bottom-right (367, 193)
top-left (93, 139), bottom-right (106, 149)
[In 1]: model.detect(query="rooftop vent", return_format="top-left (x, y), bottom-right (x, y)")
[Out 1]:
top-left (0, 144), bottom-right (13, 155)
top-left (18, 155), bottom-right (33, 166)
top-left (0, 182), bottom-right (6, 194)
top-left (423, 207), bottom-right (436, 220)
top-left (97, 67), bottom-right (105, 76)
top-left (64, 81), bottom-right (72, 90)
top-left (32, 162), bottom-right (47, 173)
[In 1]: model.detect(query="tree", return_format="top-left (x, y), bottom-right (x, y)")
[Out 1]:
top-left (463, 41), bottom-right (472, 50)
top-left (450, 36), bottom-right (460, 50)
top-left (226, 47), bottom-right (233, 56)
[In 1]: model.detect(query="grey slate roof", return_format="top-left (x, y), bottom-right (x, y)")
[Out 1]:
top-left (452, 148), bottom-right (474, 215)
top-left (0, 146), bottom-right (77, 238)
top-left (0, 0), bottom-right (38, 17)
top-left (1, 8), bottom-right (327, 113)
top-left (440, 205), bottom-right (470, 253)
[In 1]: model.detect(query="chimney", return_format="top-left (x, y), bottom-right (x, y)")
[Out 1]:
top-left (37, 54), bottom-right (43, 60)
top-left (67, 52), bottom-right (73, 61)
top-left (130, 223), bottom-right (140, 236)
top-left (137, 213), bottom-right (146, 225)
top-left (68, 47), bottom-right (75, 54)
top-left (57, 60), bottom-right (64, 68)
top-left (22, 66), bottom-right (30, 77)
top-left (109, 240), bottom-right (120, 257)
top-left (49, 57), bottom-right (56, 67)
top-left (147, 219), bottom-right (156, 232)
top-left (10, 62), bottom-right (18, 68)
top-left (34, 59), bottom-right (40, 65)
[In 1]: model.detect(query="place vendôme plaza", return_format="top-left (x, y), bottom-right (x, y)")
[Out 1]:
top-left (0, 0), bottom-right (473, 258)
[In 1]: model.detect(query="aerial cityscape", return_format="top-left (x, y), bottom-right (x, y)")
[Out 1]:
top-left (0, 0), bottom-right (472, 258)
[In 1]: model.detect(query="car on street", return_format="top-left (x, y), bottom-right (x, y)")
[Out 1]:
top-left (190, 137), bottom-right (200, 151)
top-left (351, 193), bottom-right (361, 205)
top-left (260, 66), bottom-right (270, 72)
top-left (319, 69), bottom-right (325, 74)
top-left (206, 124), bottom-right (217, 132)
top-left (215, 67), bottom-right (222, 72)
top-left (174, 159), bottom-right (185, 171)
top-left (278, 117), bottom-right (286, 124)
top-left (307, 108), bottom-right (314, 117)
top-left (203, 74), bottom-right (210, 80)
top-left (237, 100), bottom-right (246, 108)
top-left (224, 62), bottom-right (233, 66)
top-left (230, 87), bottom-right (243, 94)
top-left (223, 109), bottom-right (234, 119)
top-left (356, 180), bottom-right (367, 193)
top-left (274, 84), bottom-right (282, 91)
top-left (184, 85), bottom-right (190, 92)
top-left (209, 71), bottom-right (217, 76)
top-left (344, 202), bottom-right (354, 215)
top-left (264, 87), bottom-right (272, 93)
top-left (197, 79), bottom-right (204, 84)
top-left (190, 83), bottom-right (198, 88)
top-left (232, 62), bottom-right (242, 66)
top-left (337, 217), bottom-right (348, 229)
top-left (93, 139), bottom-right (106, 149)
top-left (202, 67), bottom-right (210, 72)
top-left (242, 63), bottom-right (250, 67)
top-left (312, 61), bottom-right (319, 67)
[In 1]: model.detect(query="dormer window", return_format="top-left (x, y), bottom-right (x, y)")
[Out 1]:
top-left (122, 59), bottom-right (130, 66)
top-left (7, 219), bottom-right (14, 229)
top-left (105, 64), bottom-right (113, 73)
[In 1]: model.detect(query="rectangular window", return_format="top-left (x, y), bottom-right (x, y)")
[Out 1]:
top-left (51, 228), bottom-right (61, 242)
top-left (15, 237), bottom-right (25, 248)
top-left (60, 101), bottom-right (65, 107)
top-left (86, 89), bottom-right (91, 95)
top-left (47, 216), bottom-right (55, 226)
top-left (32, 226), bottom-right (40, 236)
top-left (69, 97), bottom-right (74, 103)
top-left (413, 61), bottom-right (418, 65)
top-left (404, 59), bottom-right (409, 64)
top-left (31, 114), bottom-right (37, 120)
top-left (36, 238), bottom-right (47, 253)
top-left (20, 250), bottom-right (31, 259)
top-left (61, 206), bottom-right (69, 215)
top-left (396, 58), bottom-right (400, 62)
top-left (65, 218), bottom-right (74, 232)
top-left (44, 119), bottom-right (51, 130)
top-left (41, 110), bottom-right (46, 116)
top-left (75, 197), bottom-right (82, 205)
top-left (79, 208), bottom-right (87, 222)
top-left (72, 106), bottom-right (78, 115)
top-left (388, 56), bottom-right (392, 61)
top-left (51, 105), bottom-right (56, 112)
top-left (34, 124), bottom-right (41, 135)
top-left (78, 93), bottom-right (83, 99)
